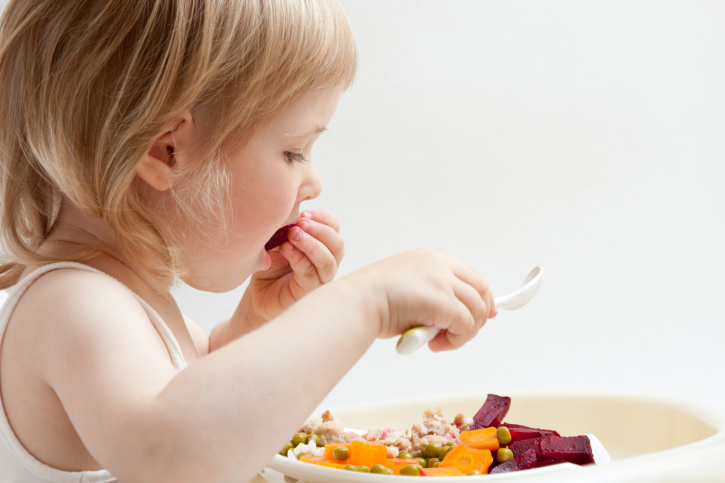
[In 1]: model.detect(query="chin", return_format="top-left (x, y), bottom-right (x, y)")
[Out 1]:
top-left (183, 260), bottom-right (255, 293)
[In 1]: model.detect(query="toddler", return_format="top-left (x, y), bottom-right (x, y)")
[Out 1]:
top-left (0, 1), bottom-right (496, 482)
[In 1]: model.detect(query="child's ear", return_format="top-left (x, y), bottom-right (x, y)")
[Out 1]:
top-left (136, 110), bottom-right (194, 191)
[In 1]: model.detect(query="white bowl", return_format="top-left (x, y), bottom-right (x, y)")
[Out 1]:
top-left (257, 392), bottom-right (725, 483)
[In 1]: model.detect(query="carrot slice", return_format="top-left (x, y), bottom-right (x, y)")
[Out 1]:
top-left (349, 440), bottom-right (387, 468)
top-left (440, 445), bottom-right (493, 474)
top-left (382, 458), bottom-right (421, 475)
top-left (461, 427), bottom-right (500, 451)
top-left (420, 467), bottom-right (466, 476)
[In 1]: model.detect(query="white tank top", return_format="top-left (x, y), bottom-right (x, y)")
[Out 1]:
top-left (0, 262), bottom-right (189, 482)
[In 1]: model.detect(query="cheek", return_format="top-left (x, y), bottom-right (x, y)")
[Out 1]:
top-left (228, 169), bottom-right (297, 241)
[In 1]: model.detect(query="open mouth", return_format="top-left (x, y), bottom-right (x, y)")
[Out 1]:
top-left (265, 224), bottom-right (296, 251)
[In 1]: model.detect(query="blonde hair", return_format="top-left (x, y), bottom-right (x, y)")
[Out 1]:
top-left (0, 0), bottom-right (357, 291)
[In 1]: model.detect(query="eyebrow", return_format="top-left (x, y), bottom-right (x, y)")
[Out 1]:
top-left (286, 126), bottom-right (328, 138)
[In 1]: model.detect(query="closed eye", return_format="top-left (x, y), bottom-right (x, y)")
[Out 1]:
top-left (285, 151), bottom-right (308, 164)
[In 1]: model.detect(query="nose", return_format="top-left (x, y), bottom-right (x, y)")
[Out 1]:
top-left (297, 162), bottom-right (322, 202)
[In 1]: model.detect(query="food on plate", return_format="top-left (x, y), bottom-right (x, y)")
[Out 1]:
top-left (264, 223), bottom-right (296, 251)
top-left (278, 394), bottom-right (596, 476)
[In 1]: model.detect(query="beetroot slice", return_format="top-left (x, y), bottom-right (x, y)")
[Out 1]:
top-left (490, 449), bottom-right (537, 474)
top-left (508, 438), bottom-right (542, 459)
top-left (264, 224), bottom-right (295, 250)
top-left (538, 435), bottom-right (595, 465)
top-left (502, 423), bottom-right (560, 442)
top-left (471, 394), bottom-right (511, 430)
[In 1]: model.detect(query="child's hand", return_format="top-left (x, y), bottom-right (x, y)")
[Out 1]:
top-left (244, 209), bottom-right (345, 326)
top-left (341, 248), bottom-right (497, 351)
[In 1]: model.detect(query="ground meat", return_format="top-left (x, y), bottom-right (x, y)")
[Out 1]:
top-left (410, 408), bottom-right (461, 445)
top-left (453, 413), bottom-right (474, 432)
top-left (299, 411), bottom-right (360, 445)
top-left (299, 407), bottom-right (465, 457)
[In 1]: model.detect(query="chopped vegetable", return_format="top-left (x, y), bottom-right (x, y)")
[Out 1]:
top-left (439, 445), bottom-right (493, 474)
top-left (460, 427), bottom-right (500, 451)
top-left (490, 449), bottom-right (538, 474)
top-left (471, 394), bottom-right (511, 430)
top-left (382, 458), bottom-right (421, 475)
top-left (316, 461), bottom-right (345, 469)
top-left (324, 443), bottom-right (349, 460)
top-left (349, 440), bottom-right (387, 468)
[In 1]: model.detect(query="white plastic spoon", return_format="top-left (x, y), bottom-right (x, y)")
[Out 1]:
top-left (395, 266), bottom-right (544, 355)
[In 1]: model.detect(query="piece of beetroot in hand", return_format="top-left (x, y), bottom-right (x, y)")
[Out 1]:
top-left (538, 435), bottom-right (595, 465)
top-left (471, 394), bottom-right (511, 430)
top-left (502, 423), bottom-right (560, 442)
top-left (264, 224), bottom-right (296, 251)
top-left (490, 449), bottom-right (538, 474)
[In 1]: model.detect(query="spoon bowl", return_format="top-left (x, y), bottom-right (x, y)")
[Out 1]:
top-left (396, 266), bottom-right (544, 355)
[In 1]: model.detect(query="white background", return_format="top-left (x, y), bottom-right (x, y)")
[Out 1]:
top-left (5, 1), bottom-right (721, 409)
top-left (176, 0), bottom-right (725, 410)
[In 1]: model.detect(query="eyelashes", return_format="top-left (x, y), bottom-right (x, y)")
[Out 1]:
top-left (285, 151), bottom-right (308, 164)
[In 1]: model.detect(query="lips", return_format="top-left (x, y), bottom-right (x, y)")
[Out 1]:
top-left (264, 224), bottom-right (296, 251)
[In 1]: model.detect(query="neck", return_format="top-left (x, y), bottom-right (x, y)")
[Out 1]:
top-left (42, 198), bottom-right (170, 296)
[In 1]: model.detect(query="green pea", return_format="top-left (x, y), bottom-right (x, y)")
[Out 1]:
top-left (497, 448), bottom-right (514, 463)
top-left (430, 460), bottom-right (440, 468)
top-left (371, 464), bottom-right (388, 474)
top-left (423, 443), bottom-right (443, 458)
top-left (279, 442), bottom-right (294, 456)
top-left (398, 451), bottom-right (413, 460)
top-left (497, 427), bottom-right (512, 445)
top-left (468, 470), bottom-right (482, 475)
top-left (356, 466), bottom-right (371, 473)
top-left (399, 464), bottom-right (422, 476)
top-left (333, 446), bottom-right (350, 461)
top-left (291, 433), bottom-right (308, 447)
top-left (414, 457), bottom-right (427, 467)
top-left (343, 464), bottom-right (357, 471)
top-left (305, 434), bottom-right (321, 447)
top-left (445, 441), bottom-right (456, 447)
top-left (427, 458), bottom-right (440, 468)
top-left (438, 446), bottom-right (451, 459)
top-left (385, 468), bottom-right (395, 475)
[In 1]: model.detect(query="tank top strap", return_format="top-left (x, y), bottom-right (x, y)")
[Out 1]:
top-left (2, 261), bottom-right (188, 372)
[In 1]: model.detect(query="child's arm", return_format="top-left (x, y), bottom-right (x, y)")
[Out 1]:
top-left (33, 249), bottom-right (493, 483)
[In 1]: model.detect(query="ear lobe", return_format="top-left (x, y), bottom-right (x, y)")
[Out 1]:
top-left (137, 140), bottom-right (175, 191)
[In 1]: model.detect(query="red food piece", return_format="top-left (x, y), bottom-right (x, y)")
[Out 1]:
top-left (489, 449), bottom-right (537, 474)
top-left (508, 438), bottom-right (542, 460)
top-left (471, 394), bottom-right (511, 430)
top-left (501, 423), bottom-right (560, 442)
top-left (538, 435), bottom-right (595, 465)
top-left (265, 224), bottom-right (296, 250)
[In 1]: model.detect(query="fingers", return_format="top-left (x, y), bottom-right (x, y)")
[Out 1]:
top-left (448, 255), bottom-right (497, 318)
top-left (296, 217), bottom-right (345, 265)
top-left (281, 225), bottom-right (339, 284)
top-left (427, 297), bottom-right (476, 352)
top-left (301, 209), bottom-right (341, 233)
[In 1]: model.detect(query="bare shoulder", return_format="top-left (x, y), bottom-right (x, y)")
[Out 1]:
top-left (11, 268), bottom-right (172, 373)
top-left (3, 267), bottom-right (180, 468)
